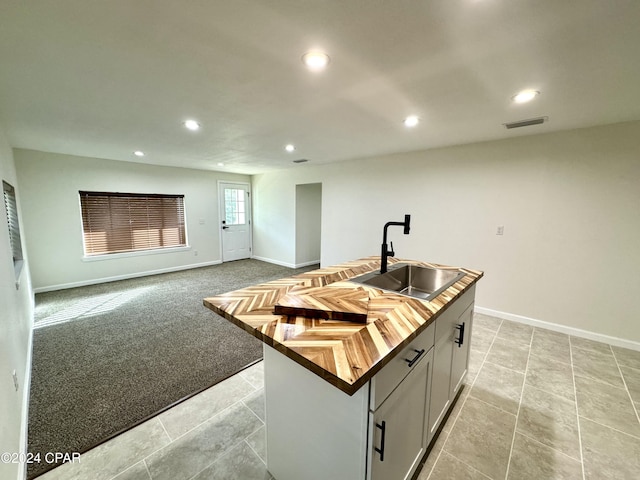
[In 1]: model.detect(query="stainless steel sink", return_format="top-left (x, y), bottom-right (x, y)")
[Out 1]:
top-left (349, 263), bottom-right (465, 301)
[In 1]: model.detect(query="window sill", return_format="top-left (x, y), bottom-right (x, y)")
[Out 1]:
top-left (82, 246), bottom-right (192, 262)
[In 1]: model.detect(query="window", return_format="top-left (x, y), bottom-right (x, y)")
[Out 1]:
top-left (224, 188), bottom-right (246, 225)
top-left (79, 191), bottom-right (187, 256)
top-left (2, 180), bottom-right (24, 278)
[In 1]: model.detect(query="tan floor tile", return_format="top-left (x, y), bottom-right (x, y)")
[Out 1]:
top-left (417, 429), bottom-right (448, 480)
top-left (497, 321), bottom-right (533, 346)
top-left (443, 397), bottom-right (516, 479)
top-left (146, 403), bottom-right (263, 480)
top-left (442, 387), bottom-right (469, 435)
top-left (571, 347), bottom-right (624, 388)
top-left (159, 374), bottom-right (256, 439)
top-left (533, 328), bottom-right (570, 343)
top-left (620, 366), bottom-right (640, 403)
top-left (580, 417), bottom-right (640, 480)
top-left (428, 452), bottom-right (491, 480)
top-left (570, 336), bottom-right (612, 355)
top-left (526, 353), bottom-right (575, 401)
top-left (471, 361), bottom-right (524, 415)
top-left (239, 361), bottom-right (264, 389)
top-left (242, 388), bottom-right (265, 422)
top-left (37, 418), bottom-right (170, 480)
top-left (531, 328), bottom-right (571, 364)
top-left (613, 346), bottom-right (640, 370)
top-left (575, 375), bottom-right (640, 437)
top-left (470, 325), bottom-right (497, 353)
top-left (468, 347), bottom-right (487, 377)
top-left (245, 426), bottom-right (267, 463)
top-left (485, 337), bottom-right (530, 373)
top-left (473, 313), bottom-right (502, 333)
top-left (191, 441), bottom-right (271, 480)
top-left (516, 385), bottom-right (581, 459)
top-left (507, 433), bottom-right (582, 480)
top-left (112, 462), bottom-right (152, 480)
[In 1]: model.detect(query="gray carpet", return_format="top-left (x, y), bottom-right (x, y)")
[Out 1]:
top-left (27, 259), bottom-right (318, 479)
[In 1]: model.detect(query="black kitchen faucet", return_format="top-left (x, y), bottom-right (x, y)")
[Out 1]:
top-left (380, 214), bottom-right (411, 273)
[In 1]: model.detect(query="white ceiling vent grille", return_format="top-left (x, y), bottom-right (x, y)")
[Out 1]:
top-left (503, 117), bottom-right (548, 129)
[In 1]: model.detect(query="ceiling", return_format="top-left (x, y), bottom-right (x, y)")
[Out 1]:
top-left (1, 0), bottom-right (640, 175)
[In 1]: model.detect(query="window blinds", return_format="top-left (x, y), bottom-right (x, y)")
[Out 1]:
top-left (2, 180), bottom-right (23, 265)
top-left (79, 191), bottom-right (186, 255)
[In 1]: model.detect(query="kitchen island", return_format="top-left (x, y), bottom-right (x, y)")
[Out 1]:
top-left (204, 257), bottom-right (483, 480)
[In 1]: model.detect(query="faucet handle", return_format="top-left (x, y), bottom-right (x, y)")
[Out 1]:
top-left (389, 241), bottom-right (395, 257)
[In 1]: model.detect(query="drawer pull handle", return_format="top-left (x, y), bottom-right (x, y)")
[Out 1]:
top-left (455, 322), bottom-right (466, 348)
top-left (375, 421), bottom-right (386, 461)
top-left (404, 348), bottom-right (425, 367)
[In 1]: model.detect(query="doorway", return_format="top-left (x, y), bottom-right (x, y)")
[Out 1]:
top-left (219, 181), bottom-right (252, 262)
top-left (295, 183), bottom-right (322, 266)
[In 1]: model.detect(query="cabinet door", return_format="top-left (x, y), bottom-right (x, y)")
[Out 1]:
top-left (450, 303), bottom-right (474, 399)
top-left (370, 349), bottom-right (432, 480)
top-left (428, 325), bottom-right (453, 438)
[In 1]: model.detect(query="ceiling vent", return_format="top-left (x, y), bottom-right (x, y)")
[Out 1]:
top-left (292, 159), bottom-right (309, 163)
top-left (503, 116), bottom-right (548, 129)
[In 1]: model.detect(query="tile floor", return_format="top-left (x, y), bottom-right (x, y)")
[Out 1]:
top-left (38, 315), bottom-right (640, 480)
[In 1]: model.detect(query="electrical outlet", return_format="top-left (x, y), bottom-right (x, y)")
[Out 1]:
top-left (194, 250), bottom-right (198, 256)
top-left (12, 370), bottom-right (19, 392)
top-left (496, 225), bottom-right (504, 235)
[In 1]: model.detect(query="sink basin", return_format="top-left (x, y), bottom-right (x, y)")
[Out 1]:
top-left (349, 263), bottom-right (465, 301)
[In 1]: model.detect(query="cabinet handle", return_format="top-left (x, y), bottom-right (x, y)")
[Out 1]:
top-left (455, 322), bottom-right (465, 348)
top-left (374, 421), bottom-right (386, 462)
top-left (404, 348), bottom-right (425, 367)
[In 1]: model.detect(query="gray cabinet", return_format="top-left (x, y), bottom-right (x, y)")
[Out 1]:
top-left (428, 287), bottom-right (475, 439)
top-left (450, 303), bottom-right (474, 398)
top-left (428, 319), bottom-right (455, 440)
top-left (263, 286), bottom-right (475, 480)
top-left (369, 348), bottom-right (433, 480)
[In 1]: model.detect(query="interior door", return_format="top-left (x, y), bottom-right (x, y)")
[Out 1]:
top-left (219, 182), bottom-right (251, 262)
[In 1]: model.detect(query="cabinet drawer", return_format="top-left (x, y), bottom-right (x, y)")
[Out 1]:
top-left (434, 286), bottom-right (475, 342)
top-left (369, 321), bottom-right (435, 411)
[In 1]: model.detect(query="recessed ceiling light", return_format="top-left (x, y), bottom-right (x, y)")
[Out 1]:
top-left (217, 162), bottom-right (225, 167)
top-left (285, 144), bottom-right (296, 152)
top-left (512, 90), bottom-right (540, 103)
top-left (133, 150), bottom-right (145, 157)
top-left (302, 51), bottom-right (330, 71)
top-left (184, 119), bottom-right (201, 131)
top-left (404, 115), bottom-right (420, 128)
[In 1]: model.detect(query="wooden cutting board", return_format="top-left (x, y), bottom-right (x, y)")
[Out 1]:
top-left (274, 284), bottom-right (370, 323)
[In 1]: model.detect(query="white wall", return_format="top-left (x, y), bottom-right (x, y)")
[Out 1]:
top-left (295, 183), bottom-right (322, 266)
top-left (252, 121), bottom-right (640, 345)
top-left (14, 149), bottom-right (250, 291)
top-left (0, 127), bottom-right (34, 480)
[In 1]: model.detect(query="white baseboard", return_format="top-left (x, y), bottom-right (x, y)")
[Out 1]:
top-left (293, 260), bottom-right (321, 268)
top-left (251, 256), bottom-right (319, 269)
top-left (475, 306), bottom-right (640, 352)
top-left (34, 260), bottom-right (222, 293)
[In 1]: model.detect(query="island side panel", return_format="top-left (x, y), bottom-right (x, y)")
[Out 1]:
top-left (264, 345), bottom-right (370, 480)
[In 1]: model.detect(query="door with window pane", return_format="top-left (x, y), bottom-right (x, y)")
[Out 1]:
top-left (219, 182), bottom-right (251, 262)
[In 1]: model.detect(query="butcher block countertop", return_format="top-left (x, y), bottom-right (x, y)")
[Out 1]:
top-left (203, 257), bottom-right (483, 395)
